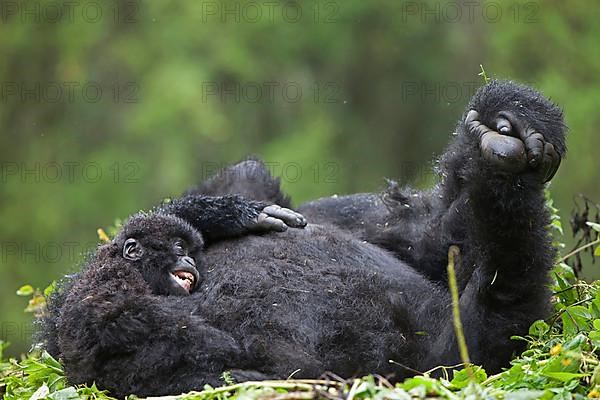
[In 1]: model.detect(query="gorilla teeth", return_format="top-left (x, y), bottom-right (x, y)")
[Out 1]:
top-left (172, 271), bottom-right (195, 290)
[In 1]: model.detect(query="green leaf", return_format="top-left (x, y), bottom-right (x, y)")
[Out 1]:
top-left (450, 366), bottom-right (487, 389)
top-left (592, 365), bottom-right (600, 386)
top-left (551, 219), bottom-right (564, 235)
top-left (400, 376), bottom-right (435, 391)
top-left (563, 334), bottom-right (587, 350)
top-left (588, 330), bottom-right (600, 342)
top-left (503, 390), bottom-right (554, 400)
top-left (540, 371), bottom-right (587, 382)
top-left (529, 320), bottom-right (549, 337)
top-left (553, 268), bottom-right (577, 304)
top-left (562, 306), bottom-right (591, 335)
top-left (586, 221), bottom-right (600, 233)
top-left (595, 246), bottom-right (600, 256)
top-left (16, 285), bottom-right (34, 296)
top-left (30, 384), bottom-right (50, 400)
top-left (591, 297), bottom-right (600, 318)
top-left (47, 387), bottom-right (79, 400)
top-left (41, 352), bottom-right (64, 371)
top-left (44, 282), bottom-right (57, 297)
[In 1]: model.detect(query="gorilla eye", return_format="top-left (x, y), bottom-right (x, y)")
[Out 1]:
top-left (173, 239), bottom-right (187, 256)
top-left (123, 238), bottom-right (143, 261)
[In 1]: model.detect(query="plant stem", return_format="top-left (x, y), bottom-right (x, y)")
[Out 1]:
top-left (558, 238), bottom-right (600, 264)
top-left (447, 245), bottom-right (472, 378)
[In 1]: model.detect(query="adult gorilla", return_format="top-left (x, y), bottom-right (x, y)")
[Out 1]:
top-left (42, 81), bottom-right (566, 398)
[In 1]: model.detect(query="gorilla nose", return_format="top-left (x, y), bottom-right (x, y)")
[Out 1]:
top-left (181, 256), bottom-right (195, 268)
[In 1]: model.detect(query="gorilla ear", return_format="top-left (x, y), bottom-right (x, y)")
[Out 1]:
top-left (123, 238), bottom-right (144, 261)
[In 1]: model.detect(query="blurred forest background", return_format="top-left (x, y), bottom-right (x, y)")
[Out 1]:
top-left (1, 0), bottom-right (599, 355)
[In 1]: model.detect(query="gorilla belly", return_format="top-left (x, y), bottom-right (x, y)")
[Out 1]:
top-left (196, 224), bottom-right (436, 379)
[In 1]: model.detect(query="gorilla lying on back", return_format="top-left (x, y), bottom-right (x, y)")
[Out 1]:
top-left (42, 81), bottom-right (566, 398)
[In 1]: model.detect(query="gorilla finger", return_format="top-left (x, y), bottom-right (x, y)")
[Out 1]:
top-left (262, 205), bottom-right (307, 228)
top-left (498, 111), bottom-right (528, 138)
top-left (538, 151), bottom-right (554, 184)
top-left (543, 143), bottom-right (561, 183)
top-left (495, 117), bottom-right (514, 136)
top-left (524, 132), bottom-right (545, 167)
top-left (465, 109), bottom-right (480, 126)
top-left (256, 213), bottom-right (288, 232)
top-left (465, 110), bottom-right (495, 139)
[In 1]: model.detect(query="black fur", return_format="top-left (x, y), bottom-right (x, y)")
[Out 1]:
top-left (41, 80), bottom-right (567, 398)
top-left (189, 158), bottom-right (292, 208)
top-left (41, 193), bottom-right (306, 395)
top-left (159, 194), bottom-right (264, 243)
top-left (300, 80), bottom-right (566, 284)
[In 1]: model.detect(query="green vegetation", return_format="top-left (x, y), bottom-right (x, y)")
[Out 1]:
top-left (1, 198), bottom-right (599, 399)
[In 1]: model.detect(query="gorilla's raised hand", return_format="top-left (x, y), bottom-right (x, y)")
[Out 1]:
top-left (465, 107), bottom-right (562, 182)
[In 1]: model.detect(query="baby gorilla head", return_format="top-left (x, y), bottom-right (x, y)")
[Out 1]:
top-left (114, 213), bottom-right (204, 296)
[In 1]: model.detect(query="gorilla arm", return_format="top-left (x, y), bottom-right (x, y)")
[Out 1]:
top-left (299, 81), bottom-right (565, 286)
top-left (159, 194), bottom-right (306, 243)
top-left (422, 89), bottom-right (565, 371)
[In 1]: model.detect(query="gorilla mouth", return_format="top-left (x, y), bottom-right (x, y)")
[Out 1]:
top-left (171, 271), bottom-right (196, 293)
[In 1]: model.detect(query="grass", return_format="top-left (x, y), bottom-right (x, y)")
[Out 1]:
top-left (1, 197), bottom-right (599, 399)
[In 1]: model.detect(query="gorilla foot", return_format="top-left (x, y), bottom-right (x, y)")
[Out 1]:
top-left (465, 109), bottom-right (561, 182)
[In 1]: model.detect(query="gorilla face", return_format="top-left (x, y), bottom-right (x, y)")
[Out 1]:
top-left (166, 239), bottom-right (200, 295)
top-left (122, 236), bottom-right (200, 296)
top-left (115, 213), bottom-right (205, 296)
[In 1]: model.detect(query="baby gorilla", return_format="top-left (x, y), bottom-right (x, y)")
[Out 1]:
top-left (42, 195), bottom-right (306, 362)
top-left (117, 214), bottom-right (204, 297)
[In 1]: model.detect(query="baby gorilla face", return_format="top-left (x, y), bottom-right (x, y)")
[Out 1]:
top-left (122, 236), bottom-right (200, 296)
top-left (166, 239), bottom-right (199, 295)
top-left (117, 213), bottom-right (205, 296)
